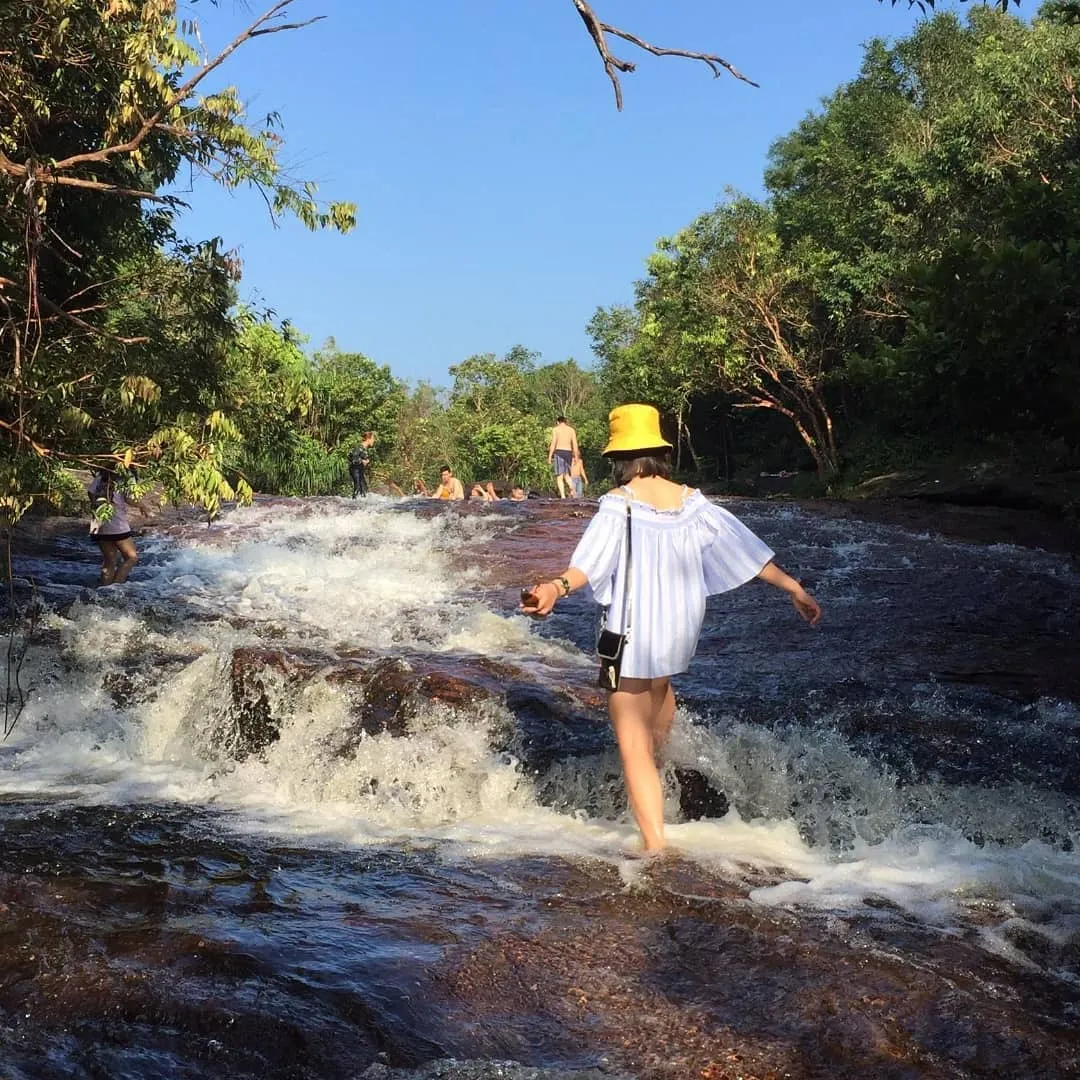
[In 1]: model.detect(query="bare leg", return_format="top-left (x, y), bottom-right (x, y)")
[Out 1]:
top-left (649, 678), bottom-right (676, 762)
top-left (112, 538), bottom-right (138, 583)
top-left (98, 540), bottom-right (119, 585)
top-left (609, 676), bottom-right (668, 851)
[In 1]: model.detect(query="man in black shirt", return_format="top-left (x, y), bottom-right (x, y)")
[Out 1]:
top-left (348, 431), bottom-right (376, 498)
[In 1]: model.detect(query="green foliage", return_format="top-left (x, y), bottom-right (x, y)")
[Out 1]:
top-left (309, 339), bottom-right (404, 461)
top-left (593, 3), bottom-right (1080, 485)
top-left (217, 320), bottom-right (404, 497)
top-left (374, 349), bottom-right (610, 495)
top-left (592, 198), bottom-right (841, 476)
top-left (765, 4), bottom-right (1080, 462)
top-left (0, 0), bottom-right (355, 522)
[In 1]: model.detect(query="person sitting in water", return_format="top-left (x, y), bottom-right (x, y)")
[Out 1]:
top-left (87, 467), bottom-right (139, 585)
top-left (469, 481), bottom-right (502, 502)
top-left (508, 485), bottom-right (527, 502)
top-left (430, 465), bottom-right (465, 501)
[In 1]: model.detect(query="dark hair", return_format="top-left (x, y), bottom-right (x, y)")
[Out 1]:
top-left (556, 415), bottom-right (567, 424)
top-left (609, 451), bottom-right (671, 487)
top-left (439, 464), bottom-right (452, 474)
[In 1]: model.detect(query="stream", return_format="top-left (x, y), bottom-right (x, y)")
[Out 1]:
top-left (1, 494), bottom-right (1078, 1079)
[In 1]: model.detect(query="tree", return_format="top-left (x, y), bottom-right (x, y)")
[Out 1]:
top-left (447, 348), bottom-right (551, 487)
top-left (0, 0), bottom-right (355, 520)
top-left (765, 3), bottom-right (1080, 455)
top-left (598, 199), bottom-right (841, 477)
top-left (589, 301), bottom-right (714, 470)
top-left (384, 382), bottom-right (459, 491)
top-left (308, 341), bottom-right (403, 461)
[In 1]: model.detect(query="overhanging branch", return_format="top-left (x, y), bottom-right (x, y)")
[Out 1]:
top-left (0, 1), bottom-right (324, 185)
top-left (571, 0), bottom-right (758, 111)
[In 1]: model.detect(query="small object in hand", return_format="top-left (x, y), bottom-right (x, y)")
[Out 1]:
top-left (520, 587), bottom-right (535, 605)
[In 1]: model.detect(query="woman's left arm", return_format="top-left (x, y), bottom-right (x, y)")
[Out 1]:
top-left (520, 567), bottom-right (589, 617)
top-left (757, 560), bottom-right (822, 625)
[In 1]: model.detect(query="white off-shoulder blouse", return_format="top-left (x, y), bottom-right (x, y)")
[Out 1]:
top-left (569, 488), bottom-right (775, 679)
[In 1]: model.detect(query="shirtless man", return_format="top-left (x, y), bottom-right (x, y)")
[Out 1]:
top-left (431, 465), bottom-right (465, 501)
top-left (547, 416), bottom-right (579, 499)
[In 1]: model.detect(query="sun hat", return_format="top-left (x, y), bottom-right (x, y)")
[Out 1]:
top-left (602, 404), bottom-right (673, 456)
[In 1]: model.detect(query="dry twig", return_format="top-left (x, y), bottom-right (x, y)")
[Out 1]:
top-left (570, 0), bottom-right (757, 111)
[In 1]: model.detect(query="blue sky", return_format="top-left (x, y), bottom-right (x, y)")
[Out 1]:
top-left (179, 0), bottom-right (935, 385)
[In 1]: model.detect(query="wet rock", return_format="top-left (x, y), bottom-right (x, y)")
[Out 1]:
top-left (226, 646), bottom-right (613, 772)
top-left (229, 647), bottom-right (293, 759)
top-left (100, 653), bottom-right (194, 709)
top-left (496, 685), bottom-right (610, 773)
top-left (335, 657), bottom-right (415, 739)
top-left (674, 768), bottom-right (730, 821)
top-left (1004, 923), bottom-right (1080, 979)
top-left (357, 1060), bottom-right (628, 1079)
top-left (332, 657), bottom-right (493, 743)
top-left (102, 670), bottom-right (138, 709)
top-left (226, 648), bottom-right (511, 760)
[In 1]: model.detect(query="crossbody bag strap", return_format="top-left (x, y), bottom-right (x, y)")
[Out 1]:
top-left (618, 488), bottom-right (633, 637)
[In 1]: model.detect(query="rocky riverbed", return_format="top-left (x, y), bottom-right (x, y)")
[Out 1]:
top-left (0, 493), bottom-right (1077, 1079)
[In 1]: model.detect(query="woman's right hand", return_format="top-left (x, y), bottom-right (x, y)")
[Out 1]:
top-left (792, 588), bottom-right (822, 626)
top-left (520, 582), bottom-right (558, 618)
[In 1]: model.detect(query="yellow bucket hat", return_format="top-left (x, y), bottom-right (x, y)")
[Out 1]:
top-left (602, 404), bottom-right (673, 456)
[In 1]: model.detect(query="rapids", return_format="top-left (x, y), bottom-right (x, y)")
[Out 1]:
top-left (1, 494), bottom-right (1078, 1079)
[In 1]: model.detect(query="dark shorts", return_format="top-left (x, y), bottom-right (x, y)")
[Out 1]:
top-left (94, 531), bottom-right (133, 545)
top-left (553, 449), bottom-right (573, 476)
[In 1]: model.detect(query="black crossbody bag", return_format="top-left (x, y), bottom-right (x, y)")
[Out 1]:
top-left (596, 496), bottom-right (632, 692)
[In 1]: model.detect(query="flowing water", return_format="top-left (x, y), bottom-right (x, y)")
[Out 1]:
top-left (2, 495), bottom-right (1079, 1080)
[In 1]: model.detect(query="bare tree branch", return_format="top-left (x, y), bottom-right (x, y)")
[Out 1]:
top-left (570, 0), bottom-right (757, 111)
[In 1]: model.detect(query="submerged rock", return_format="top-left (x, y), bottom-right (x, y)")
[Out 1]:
top-left (228, 646), bottom-right (296, 760)
top-left (674, 768), bottom-right (730, 821)
top-left (223, 646), bottom-right (732, 824)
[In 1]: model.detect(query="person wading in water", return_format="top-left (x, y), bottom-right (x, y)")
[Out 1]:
top-left (547, 416), bottom-right (579, 499)
top-left (522, 404), bottom-right (822, 853)
top-left (348, 431), bottom-right (376, 498)
top-left (87, 468), bottom-right (140, 586)
top-left (570, 454), bottom-right (589, 499)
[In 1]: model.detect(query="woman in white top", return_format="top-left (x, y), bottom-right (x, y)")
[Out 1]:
top-left (522, 404), bottom-right (821, 853)
top-left (87, 468), bottom-right (139, 585)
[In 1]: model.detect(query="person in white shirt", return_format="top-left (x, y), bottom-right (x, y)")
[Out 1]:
top-left (522, 404), bottom-right (822, 853)
top-left (87, 469), bottom-right (139, 585)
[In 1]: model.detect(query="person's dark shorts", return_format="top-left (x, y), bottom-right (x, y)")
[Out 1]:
top-left (553, 449), bottom-right (573, 476)
top-left (93, 531), bottom-right (133, 544)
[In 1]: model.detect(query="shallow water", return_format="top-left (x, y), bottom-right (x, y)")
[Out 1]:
top-left (2, 494), bottom-right (1079, 1079)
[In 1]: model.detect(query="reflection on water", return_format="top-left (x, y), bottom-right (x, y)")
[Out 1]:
top-left (2, 494), bottom-right (1079, 1079)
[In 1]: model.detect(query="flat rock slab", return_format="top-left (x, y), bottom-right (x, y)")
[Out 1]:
top-left (359, 1063), bottom-right (630, 1079)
